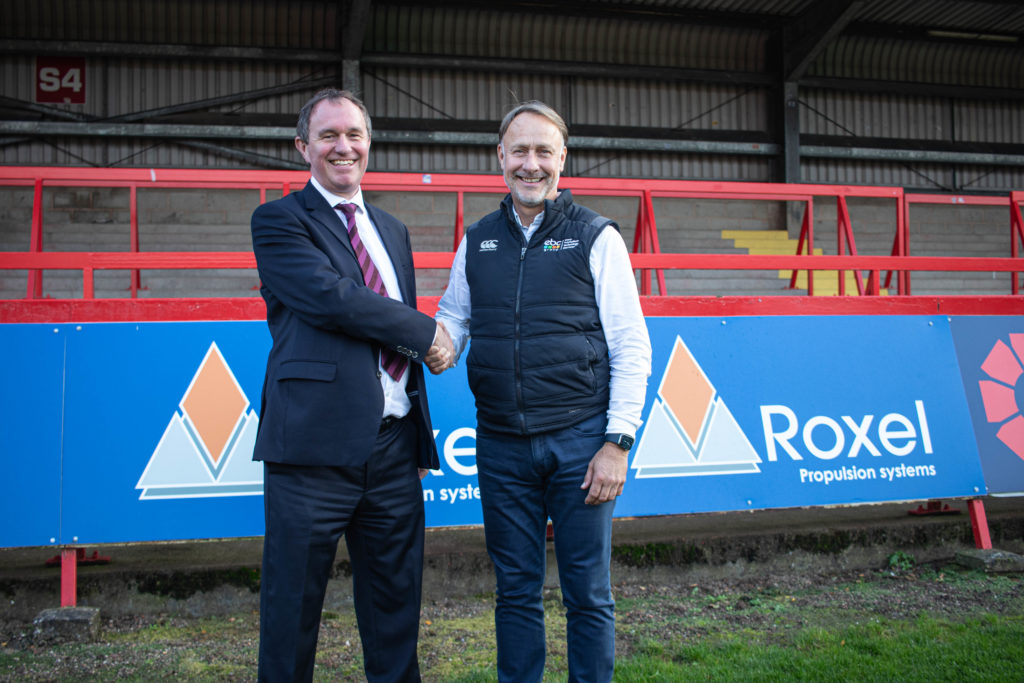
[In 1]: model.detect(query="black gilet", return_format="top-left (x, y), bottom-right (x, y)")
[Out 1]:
top-left (465, 190), bottom-right (613, 435)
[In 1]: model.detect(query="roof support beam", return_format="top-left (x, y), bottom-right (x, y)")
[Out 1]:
top-left (361, 53), bottom-right (776, 86)
top-left (340, 0), bottom-right (372, 94)
top-left (4, 120), bottom-right (1023, 167)
top-left (0, 39), bottom-right (337, 64)
top-left (801, 76), bottom-right (1024, 101)
top-left (800, 145), bottom-right (1024, 167)
top-left (341, 0), bottom-right (372, 60)
top-left (783, 0), bottom-right (864, 81)
top-left (779, 81), bottom-right (801, 183)
top-left (172, 140), bottom-right (307, 170)
top-left (0, 121), bottom-right (295, 140)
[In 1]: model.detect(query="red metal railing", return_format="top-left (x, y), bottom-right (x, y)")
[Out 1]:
top-left (1011, 191), bottom-right (1024, 294)
top-left (902, 193), bottom-right (1019, 295)
top-left (1, 166), bottom-right (1023, 321)
top-left (4, 250), bottom-right (1024, 307)
top-left (6, 166), bottom-right (1022, 303)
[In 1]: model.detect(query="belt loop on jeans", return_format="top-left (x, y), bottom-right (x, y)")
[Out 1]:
top-left (379, 414), bottom-right (405, 432)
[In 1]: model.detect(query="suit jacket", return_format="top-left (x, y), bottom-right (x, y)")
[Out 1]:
top-left (250, 181), bottom-right (440, 470)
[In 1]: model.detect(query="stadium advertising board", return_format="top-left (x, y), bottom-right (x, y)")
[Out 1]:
top-left (950, 316), bottom-right (1024, 495)
top-left (618, 316), bottom-right (985, 517)
top-left (0, 315), bottom-right (993, 547)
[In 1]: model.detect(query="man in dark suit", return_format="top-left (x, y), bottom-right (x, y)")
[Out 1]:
top-left (250, 88), bottom-right (453, 682)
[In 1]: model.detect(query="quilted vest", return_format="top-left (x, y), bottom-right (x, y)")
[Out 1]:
top-left (465, 190), bottom-right (612, 434)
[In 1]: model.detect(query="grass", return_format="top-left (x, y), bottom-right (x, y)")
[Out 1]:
top-left (612, 615), bottom-right (1024, 682)
top-left (1, 564), bottom-right (1022, 681)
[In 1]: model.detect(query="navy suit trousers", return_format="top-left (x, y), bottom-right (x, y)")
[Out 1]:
top-left (258, 418), bottom-right (425, 682)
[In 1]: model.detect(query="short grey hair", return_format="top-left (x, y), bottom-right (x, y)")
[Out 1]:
top-left (296, 88), bottom-right (372, 143)
top-left (498, 101), bottom-right (568, 146)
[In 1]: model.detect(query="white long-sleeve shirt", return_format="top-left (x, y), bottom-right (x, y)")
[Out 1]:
top-left (310, 176), bottom-right (411, 419)
top-left (436, 206), bottom-right (652, 436)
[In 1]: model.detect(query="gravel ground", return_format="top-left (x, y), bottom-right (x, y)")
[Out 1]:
top-left (2, 561), bottom-right (1022, 681)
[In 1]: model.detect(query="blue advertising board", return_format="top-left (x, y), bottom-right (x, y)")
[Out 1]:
top-left (2, 322), bottom-right (268, 546)
top-left (1, 324), bottom-right (64, 547)
top-left (950, 316), bottom-right (1024, 495)
top-left (618, 316), bottom-right (985, 516)
top-left (0, 314), bottom-right (993, 547)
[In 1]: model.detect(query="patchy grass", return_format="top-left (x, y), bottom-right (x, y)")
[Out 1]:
top-left (1, 564), bottom-right (1022, 681)
top-left (611, 614), bottom-right (1024, 682)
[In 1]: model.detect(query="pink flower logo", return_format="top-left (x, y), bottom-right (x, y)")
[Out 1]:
top-left (979, 334), bottom-right (1024, 461)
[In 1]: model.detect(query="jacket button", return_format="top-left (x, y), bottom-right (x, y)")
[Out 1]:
top-left (376, 370), bottom-right (382, 379)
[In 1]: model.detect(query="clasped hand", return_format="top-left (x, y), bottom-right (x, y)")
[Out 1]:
top-left (426, 320), bottom-right (454, 375)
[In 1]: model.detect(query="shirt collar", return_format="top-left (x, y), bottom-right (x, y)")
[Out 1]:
top-left (513, 208), bottom-right (545, 232)
top-left (310, 176), bottom-right (365, 215)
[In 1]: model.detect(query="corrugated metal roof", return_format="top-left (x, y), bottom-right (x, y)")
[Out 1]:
top-left (576, 0), bottom-right (1024, 35)
top-left (583, 0), bottom-right (811, 16)
top-left (1, 0), bottom-right (1021, 190)
top-left (802, 157), bottom-right (1024, 193)
top-left (367, 6), bottom-right (768, 71)
top-left (362, 67), bottom-right (768, 133)
top-left (859, 0), bottom-right (1024, 35)
top-left (6, 0), bottom-right (341, 48)
top-left (7, 0), bottom-right (1023, 49)
top-left (809, 35), bottom-right (1023, 87)
top-left (800, 89), bottom-right (951, 140)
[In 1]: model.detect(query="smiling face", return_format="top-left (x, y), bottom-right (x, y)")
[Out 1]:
top-left (294, 97), bottom-right (370, 199)
top-left (497, 112), bottom-right (567, 224)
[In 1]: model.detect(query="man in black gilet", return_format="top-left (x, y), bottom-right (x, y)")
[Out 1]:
top-left (430, 101), bottom-right (652, 683)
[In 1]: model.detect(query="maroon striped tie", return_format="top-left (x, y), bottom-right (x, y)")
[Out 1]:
top-left (338, 203), bottom-right (408, 381)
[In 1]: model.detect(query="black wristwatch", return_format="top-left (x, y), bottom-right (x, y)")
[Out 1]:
top-left (605, 433), bottom-right (635, 451)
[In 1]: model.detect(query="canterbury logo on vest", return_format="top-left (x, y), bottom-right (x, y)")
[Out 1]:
top-left (479, 239), bottom-right (498, 252)
top-left (543, 238), bottom-right (579, 252)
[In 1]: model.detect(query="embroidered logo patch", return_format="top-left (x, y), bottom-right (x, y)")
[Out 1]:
top-left (543, 238), bottom-right (579, 252)
top-left (479, 239), bottom-right (498, 252)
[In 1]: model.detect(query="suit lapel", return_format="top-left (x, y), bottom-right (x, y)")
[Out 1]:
top-left (298, 182), bottom-right (357, 259)
top-left (298, 182), bottom-right (413, 304)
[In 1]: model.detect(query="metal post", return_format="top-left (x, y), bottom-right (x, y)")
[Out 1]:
top-left (28, 178), bottom-right (44, 298)
top-left (633, 194), bottom-right (651, 296)
top-left (1011, 196), bottom-right (1024, 295)
top-left (130, 185), bottom-right (140, 297)
top-left (61, 548), bottom-right (78, 607)
top-left (643, 191), bottom-right (667, 296)
top-left (968, 498), bottom-right (993, 550)
top-left (899, 192), bottom-right (910, 294)
top-left (780, 82), bottom-right (801, 184)
top-left (454, 191), bottom-right (464, 251)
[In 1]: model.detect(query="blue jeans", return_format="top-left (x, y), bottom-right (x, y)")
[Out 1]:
top-left (476, 411), bottom-right (616, 683)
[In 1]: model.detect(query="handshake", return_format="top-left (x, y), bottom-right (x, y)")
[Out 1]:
top-left (425, 320), bottom-right (455, 375)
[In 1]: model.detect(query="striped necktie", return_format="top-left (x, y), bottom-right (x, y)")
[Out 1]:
top-left (338, 203), bottom-right (408, 381)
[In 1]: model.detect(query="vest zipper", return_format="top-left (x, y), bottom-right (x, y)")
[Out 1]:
top-left (514, 245), bottom-right (528, 432)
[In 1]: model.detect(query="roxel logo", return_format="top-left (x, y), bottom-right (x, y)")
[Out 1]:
top-left (136, 342), bottom-right (263, 499)
top-left (631, 336), bottom-right (761, 478)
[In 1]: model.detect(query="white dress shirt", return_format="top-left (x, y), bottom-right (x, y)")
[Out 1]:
top-left (436, 204), bottom-right (652, 436)
top-left (310, 177), bottom-right (411, 418)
